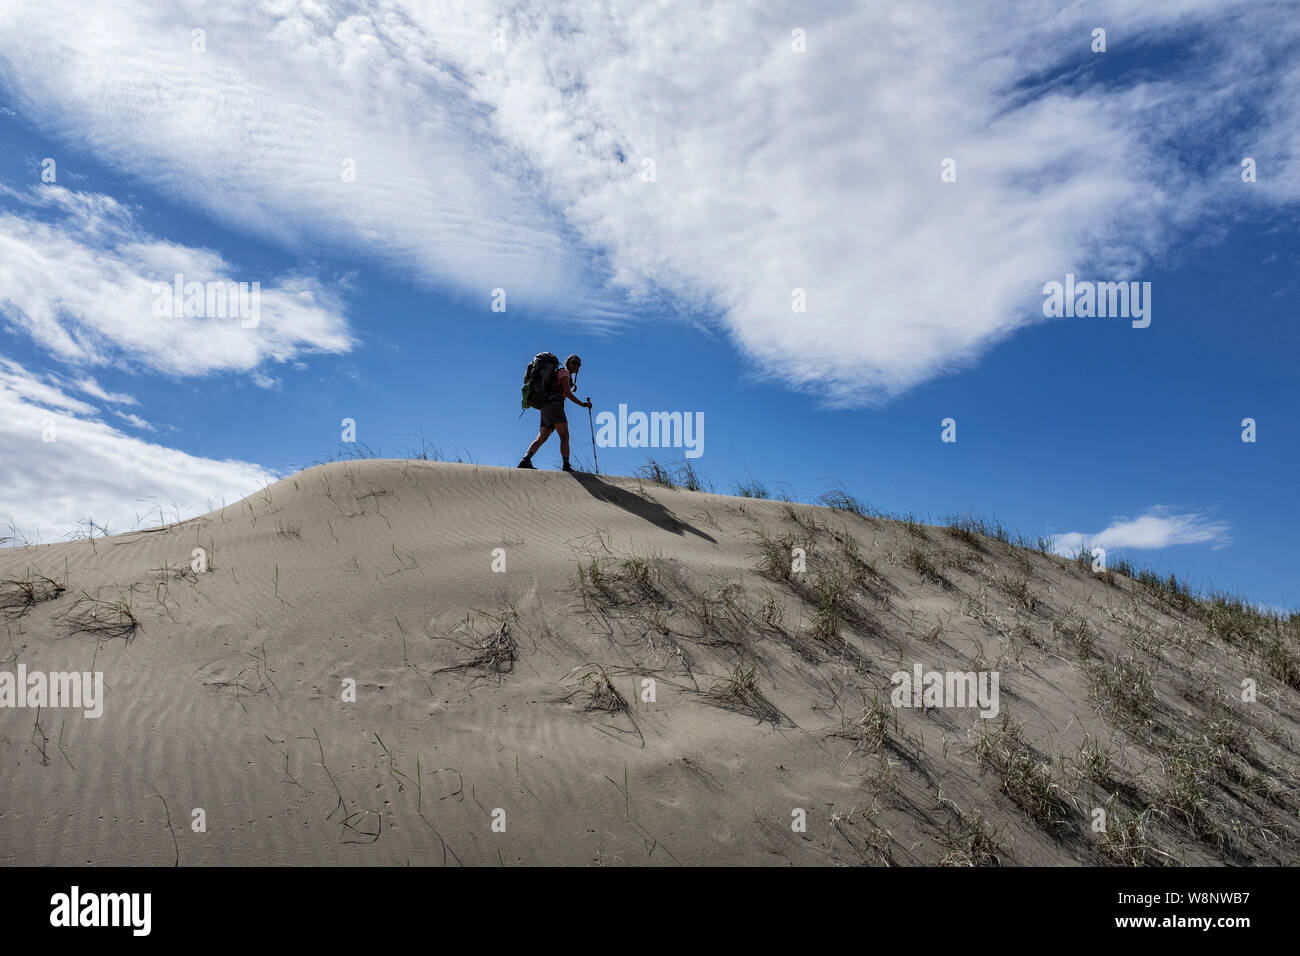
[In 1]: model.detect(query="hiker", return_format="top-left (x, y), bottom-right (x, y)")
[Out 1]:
top-left (518, 353), bottom-right (591, 472)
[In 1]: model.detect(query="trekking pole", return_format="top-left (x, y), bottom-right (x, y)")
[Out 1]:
top-left (586, 397), bottom-right (599, 475)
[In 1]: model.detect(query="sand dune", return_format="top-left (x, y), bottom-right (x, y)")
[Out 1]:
top-left (2, 460), bottom-right (1297, 865)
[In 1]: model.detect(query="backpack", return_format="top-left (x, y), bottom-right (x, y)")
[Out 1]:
top-left (521, 352), bottom-right (560, 409)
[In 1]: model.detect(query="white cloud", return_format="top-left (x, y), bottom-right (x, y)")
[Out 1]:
top-left (0, 359), bottom-right (96, 416)
top-left (250, 370), bottom-right (281, 390)
top-left (0, 186), bottom-right (353, 377)
top-left (1052, 506), bottom-right (1231, 556)
top-left (0, 359), bottom-right (275, 543)
top-left (429, 0), bottom-right (1298, 402)
top-left (0, 0), bottom-right (615, 324)
top-left (0, 1), bottom-right (1296, 404)
top-left (111, 410), bottom-right (157, 432)
top-left (72, 376), bottom-right (138, 406)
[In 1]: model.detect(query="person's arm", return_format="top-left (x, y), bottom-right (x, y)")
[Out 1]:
top-left (562, 376), bottom-right (591, 407)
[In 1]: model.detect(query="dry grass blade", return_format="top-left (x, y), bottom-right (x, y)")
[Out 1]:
top-left (60, 592), bottom-right (141, 642)
top-left (831, 696), bottom-right (891, 755)
top-left (904, 547), bottom-right (947, 586)
top-left (703, 663), bottom-right (792, 726)
top-left (976, 715), bottom-right (1075, 828)
top-left (0, 574), bottom-right (66, 617)
top-left (937, 807), bottom-right (1007, 867)
top-left (433, 611), bottom-right (518, 680)
top-left (565, 664), bottom-right (629, 713)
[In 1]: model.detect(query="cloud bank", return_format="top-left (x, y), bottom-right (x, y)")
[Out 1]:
top-left (0, 360), bottom-right (276, 542)
top-left (3, 0), bottom-right (1295, 402)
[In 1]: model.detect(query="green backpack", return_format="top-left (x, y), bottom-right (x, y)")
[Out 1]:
top-left (521, 352), bottom-right (560, 409)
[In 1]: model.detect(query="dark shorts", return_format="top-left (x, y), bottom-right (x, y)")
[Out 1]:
top-left (540, 399), bottom-right (567, 428)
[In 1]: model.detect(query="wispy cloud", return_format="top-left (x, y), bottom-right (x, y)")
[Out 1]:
top-left (72, 376), bottom-right (138, 406)
top-left (1052, 506), bottom-right (1231, 556)
top-left (111, 410), bottom-right (157, 432)
top-left (0, 185), bottom-right (353, 376)
top-left (0, 1), bottom-right (617, 325)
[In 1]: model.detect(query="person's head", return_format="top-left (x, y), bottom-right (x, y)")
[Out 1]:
top-left (565, 354), bottom-right (582, 375)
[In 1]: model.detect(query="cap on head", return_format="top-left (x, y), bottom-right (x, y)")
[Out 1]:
top-left (565, 354), bottom-right (582, 370)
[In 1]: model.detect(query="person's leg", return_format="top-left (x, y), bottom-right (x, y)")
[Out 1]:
top-left (525, 425), bottom-right (553, 459)
top-left (556, 422), bottom-right (570, 460)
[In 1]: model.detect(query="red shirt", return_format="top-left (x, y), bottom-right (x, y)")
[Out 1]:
top-left (557, 366), bottom-right (573, 399)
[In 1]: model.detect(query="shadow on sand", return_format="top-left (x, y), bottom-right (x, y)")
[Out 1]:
top-left (567, 472), bottom-right (716, 543)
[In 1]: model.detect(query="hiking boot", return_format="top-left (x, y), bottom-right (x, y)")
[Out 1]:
top-left (517, 458), bottom-right (535, 469)
top-left (562, 462), bottom-right (575, 472)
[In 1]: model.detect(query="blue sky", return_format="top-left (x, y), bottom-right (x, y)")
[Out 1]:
top-left (0, 0), bottom-right (1297, 610)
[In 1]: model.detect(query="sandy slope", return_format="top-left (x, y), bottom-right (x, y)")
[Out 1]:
top-left (2, 460), bottom-right (1298, 866)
